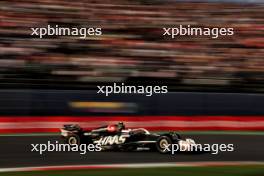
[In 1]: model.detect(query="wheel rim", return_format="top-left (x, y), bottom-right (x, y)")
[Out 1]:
top-left (159, 139), bottom-right (169, 149)
top-left (68, 137), bottom-right (77, 144)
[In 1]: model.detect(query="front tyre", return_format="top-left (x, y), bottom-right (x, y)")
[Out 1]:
top-left (65, 134), bottom-right (81, 145)
top-left (156, 136), bottom-right (172, 154)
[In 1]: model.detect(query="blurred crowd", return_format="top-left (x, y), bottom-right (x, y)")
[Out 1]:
top-left (0, 0), bottom-right (264, 91)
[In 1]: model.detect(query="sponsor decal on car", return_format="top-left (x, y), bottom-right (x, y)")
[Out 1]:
top-left (94, 135), bottom-right (128, 145)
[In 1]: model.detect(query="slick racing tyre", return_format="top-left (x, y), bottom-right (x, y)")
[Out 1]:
top-left (65, 134), bottom-right (81, 145)
top-left (156, 136), bottom-right (172, 154)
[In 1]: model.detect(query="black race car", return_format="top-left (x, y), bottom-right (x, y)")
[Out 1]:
top-left (60, 122), bottom-right (196, 153)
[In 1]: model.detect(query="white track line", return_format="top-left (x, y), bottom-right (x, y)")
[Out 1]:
top-left (0, 161), bottom-right (264, 172)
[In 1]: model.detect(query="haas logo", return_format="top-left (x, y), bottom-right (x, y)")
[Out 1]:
top-left (94, 135), bottom-right (127, 145)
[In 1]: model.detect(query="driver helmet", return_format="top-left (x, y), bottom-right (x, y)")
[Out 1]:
top-left (117, 122), bottom-right (125, 130)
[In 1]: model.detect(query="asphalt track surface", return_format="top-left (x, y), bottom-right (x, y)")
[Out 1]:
top-left (0, 134), bottom-right (263, 168)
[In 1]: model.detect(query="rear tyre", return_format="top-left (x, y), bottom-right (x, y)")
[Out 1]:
top-left (65, 134), bottom-right (81, 145)
top-left (156, 136), bottom-right (172, 154)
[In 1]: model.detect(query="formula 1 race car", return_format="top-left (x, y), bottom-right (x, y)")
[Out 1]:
top-left (60, 122), bottom-right (196, 153)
